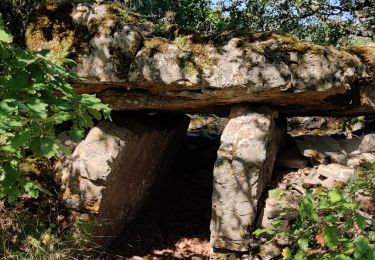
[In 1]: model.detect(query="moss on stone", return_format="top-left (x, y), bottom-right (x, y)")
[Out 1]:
top-left (19, 157), bottom-right (50, 176)
top-left (349, 46), bottom-right (375, 72)
top-left (106, 4), bottom-right (146, 24)
top-left (182, 60), bottom-right (199, 77)
top-left (143, 37), bottom-right (170, 56)
top-left (247, 32), bottom-right (324, 55)
top-left (25, 2), bottom-right (75, 56)
top-left (174, 35), bottom-right (193, 52)
top-left (191, 43), bottom-right (218, 70)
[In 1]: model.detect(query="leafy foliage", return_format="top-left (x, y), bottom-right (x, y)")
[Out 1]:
top-left (0, 0), bottom-right (373, 46)
top-left (123, 0), bottom-right (374, 46)
top-left (0, 186), bottom-right (108, 259)
top-left (0, 17), bottom-right (111, 202)
top-left (255, 163), bottom-right (375, 259)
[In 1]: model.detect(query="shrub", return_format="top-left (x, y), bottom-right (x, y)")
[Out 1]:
top-left (255, 163), bottom-right (375, 260)
top-left (0, 16), bottom-right (111, 202)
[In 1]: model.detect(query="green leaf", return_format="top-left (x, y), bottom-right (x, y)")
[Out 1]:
top-left (69, 126), bottom-right (85, 142)
top-left (25, 99), bottom-right (48, 118)
top-left (88, 108), bottom-right (102, 121)
top-left (56, 142), bottom-right (71, 156)
top-left (46, 111), bottom-right (72, 124)
top-left (11, 128), bottom-right (31, 148)
top-left (252, 228), bottom-right (274, 236)
top-left (59, 58), bottom-right (77, 67)
top-left (299, 195), bottom-right (319, 222)
top-left (294, 250), bottom-right (305, 260)
top-left (323, 226), bottom-right (338, 250)
top-left (298, 237), bottom-right (309, 252)
top-left (333, 254), bottom-right (352, 260)
top-left (29, 138), bottom-right (42, 155)
top-left (0, 28), bottom-right (12, 43)
top-left (355, 214), bottom-right (367, 230)
top-left (343, 242), bottom-right (355, 255)
top-left (23, 181), bottom-right (40, 198)
top-left (282, 247), bottom-right (292, 260)
top-left (325, 214), bottom-right (337, 223)
top-left (354, 236), bottom-right (375, 260)
top-left (40, 137), bottom-right (59, 158)
top-left (0, 165), bottom-right (21, 203)
top-left (328, 189), bottom-right (343, 203)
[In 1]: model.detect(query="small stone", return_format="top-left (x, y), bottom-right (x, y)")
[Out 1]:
top-left (321, 178), bottom-right (336, 189)
top-left (275, 234), bottom-right (290, 246)
top-left (347, 157), bottom-right (363, 168)
top-left (359, 134), bottom-right (375, 152)
top-left (57, 131), bottom-right (77, 150)
top-left (130, 257), bottom-right (144, 260)
top-left (240, 254), bottom-right (250, 260)
top-left (317, 164), bottom-right (355, 182)
top-left (259, 242), bottom-right (281, 260)
top-left (359, 153), bottom-right (375, 162)
top-left (291, 184), bottom-right (306, 194)
top-left (302, 169), bottom-right (321, 188)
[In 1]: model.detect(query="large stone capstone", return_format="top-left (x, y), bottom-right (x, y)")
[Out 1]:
top-left (25, 2), bottom-right (375, 115)
top-left (210, 105), bottom-right (285, 251)
top-left (58, 113), bottom-right (189, 245)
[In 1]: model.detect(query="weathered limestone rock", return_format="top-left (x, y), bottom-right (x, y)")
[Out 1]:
top-left (58, 113), bottom-right (189, 245)
top-left (259, 242), bottom-right (282, 260)
top-left (360, 134), bottom-right (375, 152)
top-left (317, 163), bottom-right (355, 182)
top-left (24, 2), bottom-right (375, 115)
top-left (210, 105), bottom-right (285, 251)
top-left (295, 136), bottom-right (348, 165)
top-left (337, 136), bottom-right (363, 155)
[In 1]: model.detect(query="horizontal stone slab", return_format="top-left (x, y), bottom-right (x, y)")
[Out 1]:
top-left (26, 2), bottom-right (375, 115)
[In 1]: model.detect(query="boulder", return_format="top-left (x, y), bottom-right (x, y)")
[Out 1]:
top-left (24, 2), bottom-right (375, 115)
top-left (210, 105), bottom-right (285, 251)
top-left (58, 113), bottom-right (189, 245)
top-left (295, 136), bottom-right (348, 165)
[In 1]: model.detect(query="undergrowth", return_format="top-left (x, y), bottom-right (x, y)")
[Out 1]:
top-left (255, 163), bottom-right (375, 260)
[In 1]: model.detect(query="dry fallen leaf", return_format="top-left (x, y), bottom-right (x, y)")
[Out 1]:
top-left (316, 230), bottom-right (325, 247)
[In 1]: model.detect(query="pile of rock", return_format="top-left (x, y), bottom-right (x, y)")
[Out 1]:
top-left (254, 132), bottom-right (375, 259)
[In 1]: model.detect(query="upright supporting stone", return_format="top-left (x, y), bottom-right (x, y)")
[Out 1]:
top-left (58, 113), bottom-right (189, 246)
top-left (210, 105), bottom-right (285, 251)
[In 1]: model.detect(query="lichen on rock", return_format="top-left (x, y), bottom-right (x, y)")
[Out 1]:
top-left (24, 2), bottom-right (375, 115)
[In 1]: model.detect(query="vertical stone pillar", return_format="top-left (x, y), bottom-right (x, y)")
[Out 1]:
top-left (58, 113), bottom-right (190, 246)
top-left (210, 105), bottom-right (284, 252)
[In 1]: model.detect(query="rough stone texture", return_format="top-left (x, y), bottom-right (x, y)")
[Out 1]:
top-left (259, 242), bottom-right (282, 260)
top-left (58, 113), bottom-right (189, 245)
top-left (295, 136), bottom-right (348, 165)
top-left (317, 164), bottom-right (355, 182)
top-left (210, 105), bottom-right (285, 251)
top-left (24, 2), bottom-right (375, 115)
top-left (359, 134), bottom-right (375, 152)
